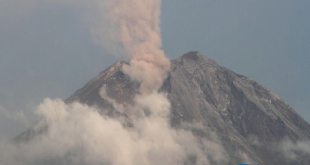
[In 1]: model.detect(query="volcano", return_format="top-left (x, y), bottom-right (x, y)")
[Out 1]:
top-left (15, 51), bottom-right (310, 165)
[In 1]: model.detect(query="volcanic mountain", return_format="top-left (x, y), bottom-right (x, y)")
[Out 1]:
top-left (15, 51), bottom-right (310, 165)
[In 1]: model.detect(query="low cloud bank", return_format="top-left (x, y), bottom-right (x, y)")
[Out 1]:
top-left (0, 97), bottom-right (228, 165)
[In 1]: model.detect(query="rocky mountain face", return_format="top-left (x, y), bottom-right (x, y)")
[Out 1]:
top-left (16, 52), bottom-right (310, 165)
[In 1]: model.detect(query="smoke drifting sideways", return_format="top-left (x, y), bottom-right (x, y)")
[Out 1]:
top-left (0, 0), bottom-right (229, 165)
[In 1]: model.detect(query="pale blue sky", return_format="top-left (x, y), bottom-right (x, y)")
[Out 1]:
top-left (0, 0), bottom-right (309, 141)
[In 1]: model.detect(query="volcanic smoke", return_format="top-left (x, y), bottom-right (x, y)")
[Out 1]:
top-left (103, 0), bottom-right (170, 94)
top-left (0, 1), bottom-right (228, 165)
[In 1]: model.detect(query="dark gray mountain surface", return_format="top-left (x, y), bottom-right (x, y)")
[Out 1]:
top-left (16, 52), bottom-right (310, 165)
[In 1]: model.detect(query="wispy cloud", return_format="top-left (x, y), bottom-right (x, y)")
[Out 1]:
top-left (0, 105), bottom-right (29, 126)
top-left (277, 139), bottom-right (310, 160)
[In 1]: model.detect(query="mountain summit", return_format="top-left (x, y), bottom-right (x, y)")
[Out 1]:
top-left (16, 52), bottom-right (310, 165)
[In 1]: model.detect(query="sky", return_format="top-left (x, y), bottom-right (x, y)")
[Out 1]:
top-left (0, 0), bottom-right (309, 142)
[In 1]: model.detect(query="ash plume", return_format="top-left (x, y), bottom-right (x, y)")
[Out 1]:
top-left (0, 1), bottom-right (229, 165)
top-left (102, 0), bottom-right (170, 94)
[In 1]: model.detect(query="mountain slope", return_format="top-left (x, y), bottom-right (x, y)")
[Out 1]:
top-left (16, 51), bottom-right (310, 165)
top-left (66, 51), bottom-right (310, 165)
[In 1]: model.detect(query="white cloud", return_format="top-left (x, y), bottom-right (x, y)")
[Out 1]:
top-left (0, 98), bottom-right (228, 165)
top-left (278, 139), bottom-right (310, 160)
top-left (0, 105), bottom-right (29, 126)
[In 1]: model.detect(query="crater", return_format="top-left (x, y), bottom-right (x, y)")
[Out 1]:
top-left (182, 51), bottom-right (200, 61)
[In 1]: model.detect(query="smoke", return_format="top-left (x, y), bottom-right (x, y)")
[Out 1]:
top-left (99, 0), bottom-right (170, 94)
top-left (0, 98), bottom-right (228, 165)
top-left (277, 139), bottom-right (310, 160)
top-left (0, 0), bottom-right (230, 165)
top-left (246, 134), bottom-right (310, 162)
top-left (1, 0), bottom-right (171, 95)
